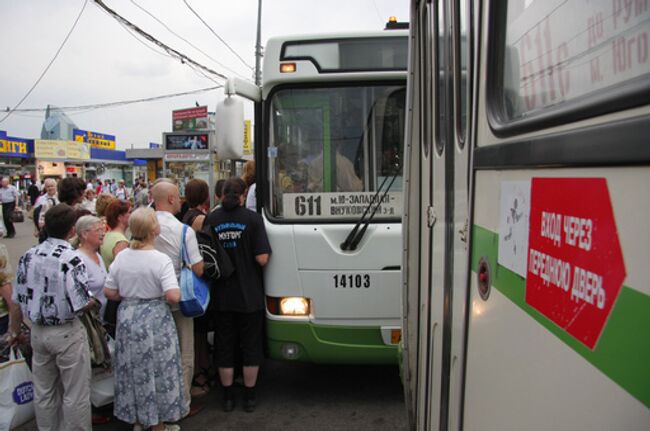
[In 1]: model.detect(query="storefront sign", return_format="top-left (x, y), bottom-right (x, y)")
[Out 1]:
top-left (525, 178), bottom-right (626, 350)
top-left (35, 140), bottom-right (90, 160)
top-left (172, 106), bottom-right (209, 131)
top-left (73, 128), bottom-right (116, 150)
top-left (164, 132), bottom-right (209, 151)
top-left (243, 120), bottom-right (253, 156)
top-left (149, 142), bottom-right (160, 149)
top-left (0, 132), bottom-right (32, 158)
top-left (164, 153), bottom-right (211, 161)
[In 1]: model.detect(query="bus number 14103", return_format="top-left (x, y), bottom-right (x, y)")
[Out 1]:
top-left (333, 274), bottom-right (371, 288)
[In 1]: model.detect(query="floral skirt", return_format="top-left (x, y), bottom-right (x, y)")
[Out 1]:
top-left (113, 298), bottom-right (188, 426)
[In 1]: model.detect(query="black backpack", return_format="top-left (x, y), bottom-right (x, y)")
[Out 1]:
top-left (196, 224), bottom-right (235, 281)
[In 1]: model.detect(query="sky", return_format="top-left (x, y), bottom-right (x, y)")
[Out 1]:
top-left (0, 0), bottom-right (409, 150)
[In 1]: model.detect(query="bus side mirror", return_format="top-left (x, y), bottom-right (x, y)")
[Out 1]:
top-left (215, 96), bottom-right (245, 160)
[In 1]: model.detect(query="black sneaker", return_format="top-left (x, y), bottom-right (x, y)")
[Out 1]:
top-left (243, 387), bottom-right (256, 413)
top-left (222, 386), bottom-right (234, 412)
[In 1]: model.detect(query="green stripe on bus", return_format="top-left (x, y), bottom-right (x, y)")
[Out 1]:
top-left (471, 225), bottom-right (650, 409)
top-left (267, 319), bottom-right (398, 364)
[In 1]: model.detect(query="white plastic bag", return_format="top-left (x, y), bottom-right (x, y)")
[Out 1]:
top-left (90, 368), bottom-right (114, 408)
top-left (0, 205), bottom-right (6, 237)
top-left (0, 348), bottom-right (35, 430)
top-left (90, 336), bottom-right (115, 408)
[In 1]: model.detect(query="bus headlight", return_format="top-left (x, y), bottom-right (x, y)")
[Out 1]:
top-left (279, 297), bottom-right (310, 316)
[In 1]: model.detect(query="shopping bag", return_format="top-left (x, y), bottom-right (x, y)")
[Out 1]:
top-left (0, 348), bottom-right (35, 430)
top-left (179, 224), bottom-right (210, 317)
top-left (90, 367), bottom-right (114, 408)
top-left (79, 309), bottom-right (111, 369)
top-left (0, 206), bottom-right (5, 237)
top-left (90, 336), bottom-right (115, 408)
top-left (10, 210), bottom-right (24, 223)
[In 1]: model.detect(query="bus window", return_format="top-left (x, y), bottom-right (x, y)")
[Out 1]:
top-left (268, 85), bottom-right (405, 220)
top-left (499, 0), bottom-right (650, 122)
top-left (455, 0), bottom-right (470, 145)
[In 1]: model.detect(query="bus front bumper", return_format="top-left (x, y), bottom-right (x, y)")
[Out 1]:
top-left (266, 319), bottom-right (400, 364)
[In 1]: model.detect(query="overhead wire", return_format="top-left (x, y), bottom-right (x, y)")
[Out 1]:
top-left (7, 85), bottom-right (221, 113)
top-left (93, 0), bottom-right (229, 81)
top-left (0, 0), bottom-right (89, 124)
top-left (130, 0), bottom-right (249, 80)
top-left (110, 13), bottom-right (221, 85)
top-left (181, 0), bottom-right (254, 70)
top-left (371, 0), bottom-right (385, 27)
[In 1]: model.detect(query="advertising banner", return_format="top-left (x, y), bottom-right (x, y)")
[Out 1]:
top-left (173, 106), bottom-right (208, 131)
top-left (35, 140), bottom-right (67, 159)
top-left (164, 153), bottom-right (211, 162)
top-left (35, 140), bottom-right (90, 160)
top-left (164, 132), bottom-right (209, 151)
top-left (0, 132), bottom-right (31, 158)
top-left (243, 120), bottom-right (253, 156)
top-left (73, 128), bottom-right (116, 150)
top-left (66, 141), bottom-right (90, 160)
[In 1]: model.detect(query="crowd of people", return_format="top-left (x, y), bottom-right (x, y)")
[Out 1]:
top-left (0, 166), bottom-right (271, 431)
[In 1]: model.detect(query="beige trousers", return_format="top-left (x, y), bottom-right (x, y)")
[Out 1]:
top-left (172, 310), bottom-right (194, 410)
top-left (30, 319), bottom-right (91, 431)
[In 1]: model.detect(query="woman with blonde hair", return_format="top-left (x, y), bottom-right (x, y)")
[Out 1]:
top-left (241, 160), bottom-right (257, 211)
top-left (104, 208), bottom-right (186, 431)
top-left (95, 193), bottom-right (116, 220)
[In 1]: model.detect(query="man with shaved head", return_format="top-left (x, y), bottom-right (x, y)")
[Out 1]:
top-left (152, 180), bottom-right (205, 419)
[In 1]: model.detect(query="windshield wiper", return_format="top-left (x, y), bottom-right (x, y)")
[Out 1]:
top-left (340, 171), bottom-right (398, 251)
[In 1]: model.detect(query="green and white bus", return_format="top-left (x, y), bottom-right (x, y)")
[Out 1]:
top-left (218, 28), bottom-right (408, 364)
top-left (402, 0), bottom-right (650, 429)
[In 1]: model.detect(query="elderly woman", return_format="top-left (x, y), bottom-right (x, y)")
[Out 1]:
top-left (75, 216), bottom-right (108, 320)
top-left (104, 208), bottom-right (186, 431)
top-left (100, 200), bottom-right (131, 269)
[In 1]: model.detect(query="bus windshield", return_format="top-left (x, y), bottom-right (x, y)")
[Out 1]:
top-left (267, 84), bottom-right (406, 221)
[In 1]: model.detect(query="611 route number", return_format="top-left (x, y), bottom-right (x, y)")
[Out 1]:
top-left (333, 273), bottom-right (370, 289)
top-left (295, 195), bottom-right (322, 216)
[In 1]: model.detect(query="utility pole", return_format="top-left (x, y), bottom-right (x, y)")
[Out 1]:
top-left (254, 0), bottom-right (262, 86)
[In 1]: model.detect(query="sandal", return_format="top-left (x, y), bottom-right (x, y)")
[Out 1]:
top-left (193, 371), bottom-right (210, 388)
top-left (92, 414), bottom-right (111, 425)
top-left (191, 376), bottom-right (209, 397)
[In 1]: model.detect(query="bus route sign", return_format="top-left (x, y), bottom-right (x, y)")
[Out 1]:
top-left (525, 178), bottom-right (626, 350)
top-left (282, 192), bottom-right (402, 219)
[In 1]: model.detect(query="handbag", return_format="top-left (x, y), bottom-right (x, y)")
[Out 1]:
top-left (79, 308), bottom-right (111, 369)
top-left (10, 209), bottom-right (24, 223)
top-left (0, 348), bottom-right (35, 430)
top-left (179, 224), bottom-right (211, 317)
top-left (196, 224), bottom-right (235, 282)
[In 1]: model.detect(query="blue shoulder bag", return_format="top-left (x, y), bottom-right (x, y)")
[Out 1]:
top-left (179, 224), bottom-right (211, 317)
